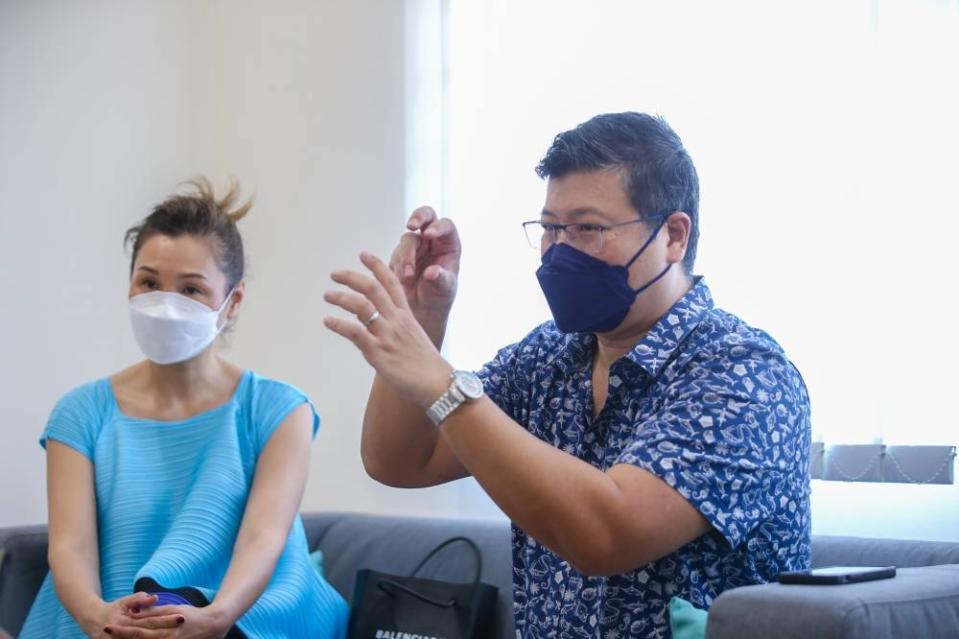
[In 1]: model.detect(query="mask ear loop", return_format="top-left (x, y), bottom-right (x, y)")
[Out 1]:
top-left (622, 215), bottom-right (673, 295)
top-left (623, 215), bottom-right (669, 269)
top-left (633, 263), bottom-right (672, 296)
top-left (215, 287), bottom-right (236, 331)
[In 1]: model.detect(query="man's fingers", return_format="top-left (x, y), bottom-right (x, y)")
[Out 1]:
top-left (323, 316), bottom-right (376, 352)
top-left (330, 270), bottom-right (394, 314)
top-left (422, 265), bottom-right (457, 295)
top-left (391, 232), bottom-right (422, 282)
top-left (323, 289), bottom-right (377, 321)
top-left (406, 205), bottom-right (437, 231)
top-left (360, 252), bottom-right (409, 309)
top-left (421, 217), bottom-right (461, 248)
top-left (393, 213), bottom-right (460, 287)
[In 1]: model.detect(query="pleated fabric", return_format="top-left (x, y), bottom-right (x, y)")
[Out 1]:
top-left (20, 370), bottom-right (348, 638)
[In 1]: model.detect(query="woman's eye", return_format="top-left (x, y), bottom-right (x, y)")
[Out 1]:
top-left (182, 286), bottom-right (202, 296)
top-left (142, 279), bottom-right (157, 289)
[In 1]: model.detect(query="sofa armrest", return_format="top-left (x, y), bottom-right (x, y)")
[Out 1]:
top-left (706, 565), bottom-right (959, 639)
top-left (0, 526), bottom-right (49, 636)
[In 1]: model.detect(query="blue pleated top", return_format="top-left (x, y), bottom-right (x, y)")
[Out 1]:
top-left (20, 370), bottom-right (349, 638)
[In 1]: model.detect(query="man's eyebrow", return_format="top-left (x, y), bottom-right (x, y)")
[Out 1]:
top-left (540, 207), bottom-right (610, 219)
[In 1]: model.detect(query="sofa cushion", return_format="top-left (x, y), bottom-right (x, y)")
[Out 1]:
top-left (706, 564), bottom-right (959, 639)
top-left (301, 512), bottom-right (515, 639)
top-left (0, 526), bottom-right (49, 636)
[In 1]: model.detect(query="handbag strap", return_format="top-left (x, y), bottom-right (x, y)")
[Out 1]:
top-left (409, 536), bottom-right (483, 584)
top-left (376, 578), bottom-right (456, 608)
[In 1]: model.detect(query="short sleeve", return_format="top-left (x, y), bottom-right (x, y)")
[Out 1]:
top-left (40, 381), bottom-right (109, 460)
top-left (615, 351), bottom-right (809, 549)
top-left (250, 377), bottom-right (320, 453)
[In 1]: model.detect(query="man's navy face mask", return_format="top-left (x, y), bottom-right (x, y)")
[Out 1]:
top-left (536, 217), bottom-right (671, 334)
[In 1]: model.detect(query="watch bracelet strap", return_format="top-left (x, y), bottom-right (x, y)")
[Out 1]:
top-left (427, 383), bottom-right (465, 425)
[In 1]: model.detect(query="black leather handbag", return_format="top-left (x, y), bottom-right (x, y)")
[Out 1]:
top-left (347, 537), bottom-right (498, 639)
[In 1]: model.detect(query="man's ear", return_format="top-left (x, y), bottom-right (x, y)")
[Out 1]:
top-left (664, 211), bottom-right (691, 265)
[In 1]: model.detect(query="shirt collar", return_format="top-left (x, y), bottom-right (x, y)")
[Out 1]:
top-left (549, 277), bottom-right (714, 378)
top-left (623, 276), bottom-right (713, 377)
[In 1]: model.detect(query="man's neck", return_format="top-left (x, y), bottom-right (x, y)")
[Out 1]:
top-left (593, 272), bottom-right (693, 370)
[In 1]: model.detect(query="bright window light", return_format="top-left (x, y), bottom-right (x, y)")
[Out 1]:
top-left (434, 0), bottom-right (959, 447)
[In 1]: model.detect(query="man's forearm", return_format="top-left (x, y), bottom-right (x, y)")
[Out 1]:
top-left (360, 308), bottom-right (465, 487)
top-left (437, 398), bottom-right (665, 575)
top-left (361, 374), bottom-right (446, 485)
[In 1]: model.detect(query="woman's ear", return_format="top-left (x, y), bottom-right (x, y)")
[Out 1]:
top-left (226, 280), bottom-right (246, 321)
top-left (664, 211), bottom-right (691, 265)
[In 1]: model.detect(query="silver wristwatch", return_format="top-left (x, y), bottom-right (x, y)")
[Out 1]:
top-left (426, 370), bottom-right (485, 425)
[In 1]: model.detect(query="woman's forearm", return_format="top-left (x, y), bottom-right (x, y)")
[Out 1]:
top-left (49, 545), bottom-right (108, 632)
top-left (45, 442), bottom-right (108, 634)
top-left (204, 404), bottom-right (314, 632)
top-left (205, 529), bottom-right (288, 629)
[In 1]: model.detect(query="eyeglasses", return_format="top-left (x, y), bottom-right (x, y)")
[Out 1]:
top-left (521, 218), bottom-right (648, 254)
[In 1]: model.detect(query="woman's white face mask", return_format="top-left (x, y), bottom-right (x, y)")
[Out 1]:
top-left (128, 290), bottom-right (233, 365)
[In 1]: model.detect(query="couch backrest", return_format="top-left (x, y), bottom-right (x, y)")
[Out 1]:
top-left (0, 514), bottom-right (516, 637)
top-left (6, 514), bottom-right (959, 637)
top-left (812, 535), bottom-right (959, 569)
top-left (0, 525), bottom-right (48, 636)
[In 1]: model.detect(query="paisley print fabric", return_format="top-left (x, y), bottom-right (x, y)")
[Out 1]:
top-left (477, 278), bottom-right (811, 638)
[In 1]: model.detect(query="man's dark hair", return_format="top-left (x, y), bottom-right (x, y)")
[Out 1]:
top-left (536, 112), bottom-right (700, 272)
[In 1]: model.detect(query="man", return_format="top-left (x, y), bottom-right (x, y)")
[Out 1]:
top-left (324, 112), bottom-right (811, 638)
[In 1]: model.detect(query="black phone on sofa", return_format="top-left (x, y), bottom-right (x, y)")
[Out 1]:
top-left (776, 565), bottom-right (896, 585)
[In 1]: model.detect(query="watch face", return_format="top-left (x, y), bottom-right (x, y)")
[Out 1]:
top-left (453, 370), bottom-right (484, 400)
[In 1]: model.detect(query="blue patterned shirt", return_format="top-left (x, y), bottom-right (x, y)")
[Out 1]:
top-left (477, 278), bottom-right (811, 638)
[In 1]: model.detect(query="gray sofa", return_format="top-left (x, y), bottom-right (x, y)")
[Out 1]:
top-left (2, 512), bottom-right (958, 638)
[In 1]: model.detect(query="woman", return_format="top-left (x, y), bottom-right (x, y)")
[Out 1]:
top-left (20, 179), bottom-right (348, 638)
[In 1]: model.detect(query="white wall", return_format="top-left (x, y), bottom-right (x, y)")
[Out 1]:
top-left (0, 0), bottom-right (473, 527)
top-left (1, 0), bottom-right (214, 526)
